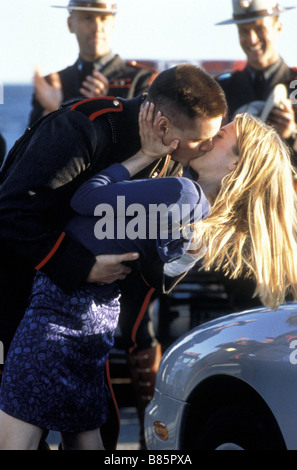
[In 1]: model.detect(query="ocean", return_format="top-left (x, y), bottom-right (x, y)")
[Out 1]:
top-left (0, 84), bottom-right (34, 159)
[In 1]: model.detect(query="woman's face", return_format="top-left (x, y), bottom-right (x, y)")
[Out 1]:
top-left (189, 121), bottom-right (238, 183)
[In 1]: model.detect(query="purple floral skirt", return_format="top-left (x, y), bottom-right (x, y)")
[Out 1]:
top-left (0, 272), bottom-right (120, 432)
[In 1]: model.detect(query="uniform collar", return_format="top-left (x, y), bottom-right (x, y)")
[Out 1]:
top-left (247, 57), bottom-right (283, 81)
top-left (77, 51), bottom-right (116, 72)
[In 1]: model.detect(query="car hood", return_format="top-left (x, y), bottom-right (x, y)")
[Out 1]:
top-left (156, 303), bottom-right (297, 401)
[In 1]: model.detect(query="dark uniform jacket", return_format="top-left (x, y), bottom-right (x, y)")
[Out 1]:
top-left (29, 54), bottom-right (157, 126)
top-left (218, 58), bottom-right (297, 165)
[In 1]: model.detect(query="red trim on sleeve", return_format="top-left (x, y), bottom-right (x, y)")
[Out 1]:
top-left (88, 104), bottom-right (123, 121)
top-left (35, 232), bottom-right (66, 271)
top-left (70, 96), bottom-right (123, 121)
top-left (129, 286), bottom-right (156, 355)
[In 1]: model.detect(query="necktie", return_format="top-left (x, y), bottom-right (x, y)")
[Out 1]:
top-left (254, 70), bottom-right (266, 100)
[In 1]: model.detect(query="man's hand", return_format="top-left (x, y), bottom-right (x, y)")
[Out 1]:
top-left (86, 252), bottom-right (139, 285)
top-left (79, 70), bottom-right (109, 98)
top-left (268, 99), bottom-right (297, 140)
top-left (34, 68), bottom-right (63, 114)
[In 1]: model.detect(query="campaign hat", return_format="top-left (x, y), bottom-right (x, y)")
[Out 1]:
top-left (52, 0), bottom-right (117, 14)
top-left (216, 0), bottom-right (295, 25)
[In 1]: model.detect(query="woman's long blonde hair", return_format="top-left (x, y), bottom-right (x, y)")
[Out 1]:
top-left (198, 113), bottom-right (297, 309)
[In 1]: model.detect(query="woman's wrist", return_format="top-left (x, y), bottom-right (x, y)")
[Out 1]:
top-left (122, 149), bottom-right (164, 177)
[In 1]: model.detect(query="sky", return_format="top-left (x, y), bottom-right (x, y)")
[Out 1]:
top-left (1, 0), bottom-right (297, 84)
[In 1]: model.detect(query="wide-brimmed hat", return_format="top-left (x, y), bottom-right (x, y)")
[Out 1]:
top-left (52, 0), bottom-right (117, 14)
top-left (216, 0), bottom-right (295, 25)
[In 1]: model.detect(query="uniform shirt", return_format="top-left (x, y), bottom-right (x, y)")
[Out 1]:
top-left (29, 53), bottom-right (157, 126)
top-left (217, 57), bottom-right (297, 165)
top-left (217, 58), bottom-right (296, 118)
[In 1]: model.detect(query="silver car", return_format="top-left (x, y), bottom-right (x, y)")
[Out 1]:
top-left (145, 303), bottom-right (297, 450)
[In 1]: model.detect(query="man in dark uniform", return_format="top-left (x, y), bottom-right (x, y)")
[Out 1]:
top-left (29, 0), bottom-right (157, 126)
top-left (215, 0), bottom-right (297, 310)
top-left (0, 65), bottom-right (227, 449)
top-left (216, 0), bottom-right (297, 167)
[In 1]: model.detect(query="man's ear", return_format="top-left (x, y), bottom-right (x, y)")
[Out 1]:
top-left (67, 15), bottom-right (74, 33)
top-left (155, 115), bottom-right (171, 137)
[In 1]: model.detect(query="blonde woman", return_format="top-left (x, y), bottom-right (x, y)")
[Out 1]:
top-left (190, 112), bottom-right (297, 309)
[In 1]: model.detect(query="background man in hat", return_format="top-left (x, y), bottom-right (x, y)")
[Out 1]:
top-left (217, 0), bottom-right (297, 167)
top-left (29, 0), bottom-right (157, 125)
top-left (214, 0), bottom-right (297, 312)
